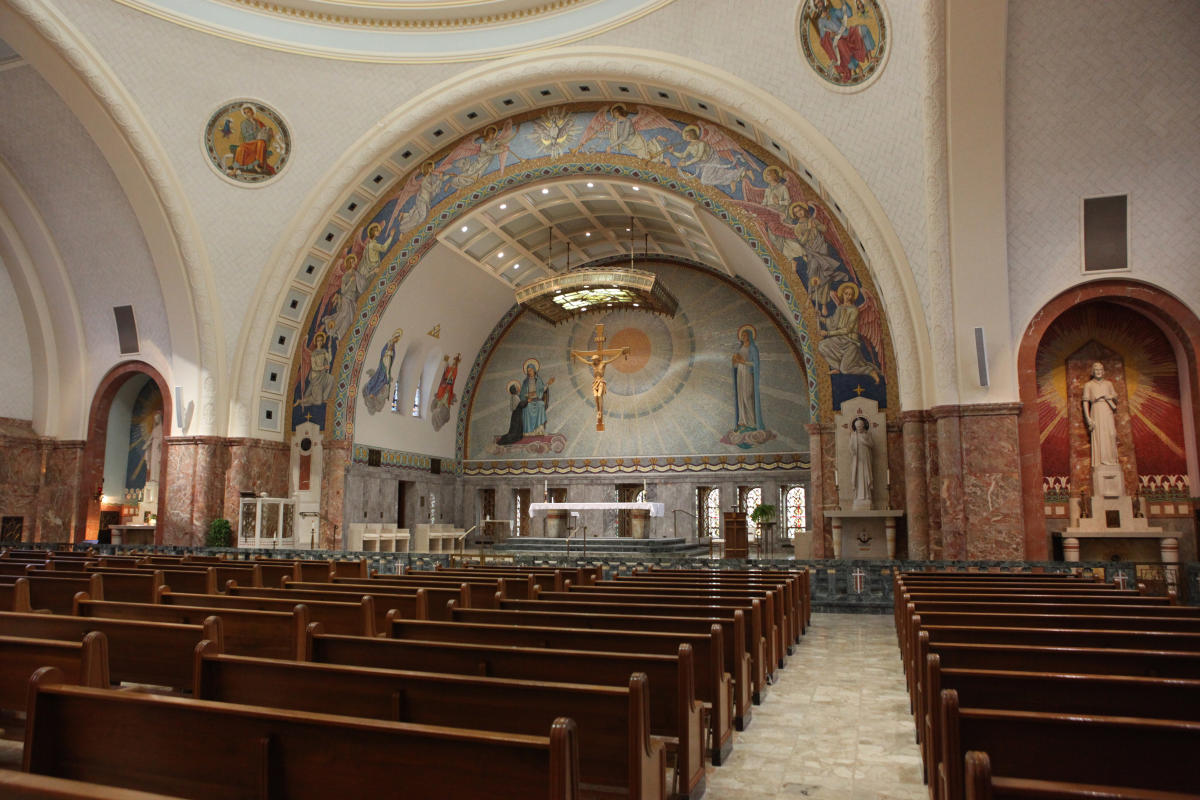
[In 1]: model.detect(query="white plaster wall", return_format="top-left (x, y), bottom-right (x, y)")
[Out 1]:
top-left (1006, 0), bottom-right (1200, 333)
top-left (351, 245), bottom-right (516, 458)
top-left (0, 65), bottom-right (171, 406)
top-left (0, 253), bottom-right (33, 420)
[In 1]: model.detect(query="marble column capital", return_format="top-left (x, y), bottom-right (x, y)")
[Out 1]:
top-left (928, 401), bottom-right (1023, 420)
top-left (898, 410), bottom-right (933, 426)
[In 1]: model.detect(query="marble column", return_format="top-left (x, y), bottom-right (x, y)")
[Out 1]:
top-left (929, 403), bottom-right (1025, 561)
top-left (900, 411), bottom-right (931, 559)
top-left (319, 439), bottom-right (351, 549)
top-left (37, 441), bottom-right (84, 543)
top-left (163, 437), bottom-right (228, 547)
top-left (806, 422), bottom-right (836, 559)
top-left (224, 438), bottom-right (291, 523)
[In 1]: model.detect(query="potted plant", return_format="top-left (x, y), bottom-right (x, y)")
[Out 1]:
top-left (206, 517), bottom-right (233, 548)
top-left (749, 503), bottom-right (777, 527)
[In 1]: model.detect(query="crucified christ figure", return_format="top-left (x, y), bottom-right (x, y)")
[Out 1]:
top-left (571, 323), bottom-right (630, 431)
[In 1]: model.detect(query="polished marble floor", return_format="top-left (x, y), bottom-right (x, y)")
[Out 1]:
top-left (701, 612), bottom-right (927, 800)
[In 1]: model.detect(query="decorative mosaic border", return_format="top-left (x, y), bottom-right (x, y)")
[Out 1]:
top-left (461, 451), bottom-right (810, 477)
top-left (350, 444), bottom-right (459, 473)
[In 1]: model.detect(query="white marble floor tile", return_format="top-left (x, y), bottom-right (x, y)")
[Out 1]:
top-left (702, 612), bottom-right (927, 800)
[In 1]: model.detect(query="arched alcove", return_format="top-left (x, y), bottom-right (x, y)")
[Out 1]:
top-left (76, 362), bottom-right (172, 543)
top-left (1017, 281), bottom-right (1200, 560)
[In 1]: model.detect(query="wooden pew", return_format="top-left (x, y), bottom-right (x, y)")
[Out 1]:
top-left (226, 584), bottom-right (431, 631)
top-left (28, 568), bottom-right (163, 604)
top-left (963, 751), bottom-right (1199, 800)
top-left (0, 561), bottom-right (36, 576)
top-left (0, 634), bottom-right (109, 714)
top-left (0, 767), bottom-right (187, 799)
top-left (923, 657), bottom-right (1200, 797)
top-left (384, 616), bottom-right (734, 765)
top-left (449, 604), bottom-right (754, 731)
top-left (87, 566), bottom-right (218, 595)
top-left (938, 689), bottom-right (1200, 800)
top-left (282, 580), bottom-right (467, 621)
top-left (440, 563), bottom-right (601, 587)
top-left (600, 578), bottom-right (792, 665)
top-left (634, 568), bottom-right (808, 641)
top-left (433, 567), bottom-right (565, 593)
top-left (0, 578), bottom-right (32, 612)
top-left (193, 643), bottom-right (666, 800)
top-left (346, 572), bottom-right (536, 601)
top-left (328, 574), bottom-right (509, 606)
top-left (158, 589), bottom-right (375, 637)
top-left (0, 610), bottom-right (220, 691)
top-left (306, 630), bottom-right (707, 799)
top-left (645, 567), bottom-right (811, 636)
top-left (0, 574), bottom-right (102, 613)
top-left (23, 676), bottom-right (583, 800)
top-left (498, 596), bottom-right (769, 706)
top-left (330, 558), bottom-right (369, 579)
top-left (547, 587), bottom-right (781, 682)
top-left (73, 597), bottom-right (307, 661)
top-left (252, 557), bottom-right (335, 583)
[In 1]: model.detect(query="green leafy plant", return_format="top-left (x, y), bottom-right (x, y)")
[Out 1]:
top-left (206, 517), bottom-right (233, 548)
top-left (749, 503), bottom-right (777, 525)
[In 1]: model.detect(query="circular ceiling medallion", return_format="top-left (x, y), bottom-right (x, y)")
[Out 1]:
top-left (796, 0), bottom-right (890, 92)
top-left (203, 100), bottom-right (291, 186)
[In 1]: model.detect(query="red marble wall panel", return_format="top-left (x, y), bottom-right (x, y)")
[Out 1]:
top-left (806, 423), bottom-right (834, 558)
top-left (0, 422), bottom-right (84, 544)
top-left (932, 407), bottom-right (965, 560)
top-left (959, 406), bottom-right (1025, 560)
top-left (223, 439), bottom-right (291, 524)
top-left (162, 437), bottom-right (228, 547)
top-left (37, 443), bottom-right (83, 543)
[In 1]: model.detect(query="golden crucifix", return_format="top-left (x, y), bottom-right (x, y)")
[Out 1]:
top-left (571, 323), bottom-right (630, 431)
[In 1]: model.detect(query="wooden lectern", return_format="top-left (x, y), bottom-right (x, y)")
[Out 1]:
top-left (723, 512), bottom-right (749, 559)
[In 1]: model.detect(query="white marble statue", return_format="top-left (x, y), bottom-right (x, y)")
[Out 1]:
top-left (1081, 361), bottom-right (1119, 467)
top-left (146, 411), bottom-right (163, 483)
top-left (849, 415), bottom-right (874, 506)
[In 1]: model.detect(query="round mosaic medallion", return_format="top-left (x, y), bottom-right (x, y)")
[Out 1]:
top-left (796, 0), bottom-right (889, 91)
top-left (203, 99), bottom-right (291, 185)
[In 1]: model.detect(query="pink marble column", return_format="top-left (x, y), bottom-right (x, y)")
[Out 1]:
top-left (806, 422), bottom-right (836, 558)
top-left (930, 403), bottom-right (1026, 561)
top-left (224, 439), bottom-right (290, 523)
top-left (37, 441), bottom-right (84, 543)
top-left (163, 437), bottom-right (228, 547)
top-left (900, 411), bottom-right (931, 559)
top-left (319, 439), bottom-right (351, 550)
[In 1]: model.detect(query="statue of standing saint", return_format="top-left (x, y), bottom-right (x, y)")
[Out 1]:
top-left (1081, 361), bottom-right (1119, 467)
top-left (849, 415), bottom-right (874, 509)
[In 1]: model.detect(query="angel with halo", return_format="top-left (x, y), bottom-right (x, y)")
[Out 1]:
top-left (441, 121), bottom-right (519, 190)
top-left (670, 123), bottom-right (749, 193)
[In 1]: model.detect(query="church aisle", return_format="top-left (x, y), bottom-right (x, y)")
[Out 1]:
top-left (703, 612), bottom-right (926, 799)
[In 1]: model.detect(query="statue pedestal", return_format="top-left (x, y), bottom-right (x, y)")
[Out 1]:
top-left (826, 510), bottom-right (904, 559)
top-left (1092, 465), bottom-right (1123, 498)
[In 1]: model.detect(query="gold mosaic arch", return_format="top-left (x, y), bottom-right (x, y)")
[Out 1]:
top-left (287, 102), bottom-right (899, 440)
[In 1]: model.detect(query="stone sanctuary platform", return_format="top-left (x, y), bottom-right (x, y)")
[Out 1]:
top-left (494, 536), bottom-right (704, 555)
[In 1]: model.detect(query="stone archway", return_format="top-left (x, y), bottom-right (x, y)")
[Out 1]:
top-left (1017, 281), bottom-right (1200, 560)
top-left (76, 362), bottom-right (172, 544)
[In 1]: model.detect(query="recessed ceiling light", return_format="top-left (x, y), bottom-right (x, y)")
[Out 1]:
top-left (625, 227), bottom-right (631, 232)
top-left (632, 186), bottom-right (640, 191)
top-left (499, 203), bottom-right (507, 210)
top-left (585, 232), bottom-right (591, 237)
top-left (513, 263), bottom-right (520, 269)
top-left (586, 182), bottom-right (594, 188)
top-left (460, 225), bottom-right (469, 233)
top-left (541, 188), bottom-right (549, 195)
top-left (632, 303), bottom-right (639, 307)
top-left (497, 251), bottom-right (504, 258)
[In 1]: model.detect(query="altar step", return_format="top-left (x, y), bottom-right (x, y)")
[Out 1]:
top-left (492, 536), bottom-right (704, 555)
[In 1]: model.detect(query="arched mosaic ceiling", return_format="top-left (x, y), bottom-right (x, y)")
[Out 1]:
top-left (285, 102), bottom-right (899, 443)
top-left (111, 0), bottom-right (676, 62)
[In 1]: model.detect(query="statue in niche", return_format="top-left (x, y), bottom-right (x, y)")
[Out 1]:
top-left (849, 415), bottom-right (874, 506)
top-left (146, 411), bottom-right (163, 484)
top-left (1081, 361), bottom-right (1119, 467)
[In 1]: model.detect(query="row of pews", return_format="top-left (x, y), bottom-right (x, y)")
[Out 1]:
top-left (895, 569), bottom-right (1200, 800)
top-left (0, 547), bottom-right (809, 800)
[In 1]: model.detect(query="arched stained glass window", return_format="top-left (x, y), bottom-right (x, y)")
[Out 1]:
top-left (784, 486), bottom-right (807, 540)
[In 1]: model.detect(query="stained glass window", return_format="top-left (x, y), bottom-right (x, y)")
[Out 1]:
top-left (699, 487), bottom-right (721, 538)
top-left (744, 487), bottom-right (762, 536)
top-left (390, 380), bottom-right (400, 413)
top-left (784, 486), bottom-right (807, 540)
top-left (411, 378), bottom-right (421, 417)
